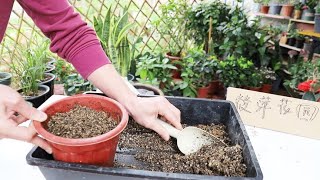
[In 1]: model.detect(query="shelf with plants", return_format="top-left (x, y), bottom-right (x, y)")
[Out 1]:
top-left (290, 18), bottom-right (315, 24)
top-left (279, 43), bottom-right (301, 51)
top-left (256, 12), bottom-right (291, 20)
top-left (298, 30), bottom-right (320, 38)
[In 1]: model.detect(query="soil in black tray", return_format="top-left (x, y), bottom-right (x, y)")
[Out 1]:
top-left (116, 120), bottom-right (246, 177)
top-left (47, 105), bottom-right (118, 138)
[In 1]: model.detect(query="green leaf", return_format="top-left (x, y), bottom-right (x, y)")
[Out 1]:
top-left (302, 92), bottom-right (316, 101)
top-left (102, 6), bottom-right (112, 41)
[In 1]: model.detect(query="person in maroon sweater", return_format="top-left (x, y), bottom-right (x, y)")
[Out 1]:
top-left (0, 0), bottom-right (182, 154)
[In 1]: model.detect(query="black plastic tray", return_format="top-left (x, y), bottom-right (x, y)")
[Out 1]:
top-left (26, 96), bottom-right (263, 180)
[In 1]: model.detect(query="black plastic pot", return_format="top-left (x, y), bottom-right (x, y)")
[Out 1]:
top-left (294, 38), bottom-right (305, 48)
top-left (133, 83), bottom-right (164, 96)
top-left (0, 72), bottom-right (12, 86)
top-left (45, 65), bottom-right (56, 74)
top-left (19, 85), bottom-right (50, 108)
top-left (301, 9), bottom-right (315, 21)
top-left (268, 4), bottom-right (282, 15)
top-left (314, 14), bottom-right (320, 33)
top-left (287, 37), bottom-right (296, 46)
top-left (39, 73), bottom-right (56, 99)
top-left (26, 96), bottom-right (263, 180)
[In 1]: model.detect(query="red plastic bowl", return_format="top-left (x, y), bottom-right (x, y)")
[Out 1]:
top-left (33, 94), bottom-right (128, 166)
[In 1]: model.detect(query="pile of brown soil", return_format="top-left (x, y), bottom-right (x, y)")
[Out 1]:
top-left (47, 105), bottom-right (118, 138)
top-left (116, 120), bottom-right (246, 176)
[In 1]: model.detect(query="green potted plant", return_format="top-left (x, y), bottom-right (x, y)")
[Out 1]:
top-left (64, 73), bottom-right (94, 95)
top-left (0, 71), bottom-right (12, 86)
top-left (297, 73), bottom-right (320, 102)
top-left (281, 0), bottom-right (296, 17)
top-left (287, 29), bottom-right (299, 46)
top-left (246, 68), bottom-right (263, 92)
top-left (185, 1), bottom-right (231, 54)
top-left (189, 50), bottom-right (217, 98)
top-left (6, 42), bottom-right (51, 107)
top-left (135, 52), bottom-right (174, 95)
top-left (269, 0), bottom-right (284, 15)
top-left (217, 56), bottom-right (256, 88)
top-left (260, 66), bottom-right (277, 93)
top-left (294, 34), bottom-right (305, 48)
top-left (94, 6), bottom-right (140, 78)
top-left (152, 0), bottom-right (188, 76)
top-left (293, 2), bottom-right (304, 19)
top-left (301, 0), bottom-right (317, 21)
top-left (258, 0), bottom-right (271, 14)
top-left (283, 59), bottom-right (320, 98)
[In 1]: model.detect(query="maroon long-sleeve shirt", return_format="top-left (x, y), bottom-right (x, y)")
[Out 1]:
top-left (0, 0), bottom-right (110, 79)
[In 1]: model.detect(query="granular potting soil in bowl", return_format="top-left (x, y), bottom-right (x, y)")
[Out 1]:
top-left (47, 105), bottom-right (118, 138)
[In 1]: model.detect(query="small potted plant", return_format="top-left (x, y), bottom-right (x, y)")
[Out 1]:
top-left (193, 55), bottom-right (216, 98)
top-left (283, 59), bottom-right (318, 98)
top-left (259, 0), bottom-right (271, 14)
top-left (217, 56), bottom-right (255, 88)
top-left (297, 67), bottom-right (320, 102)
top-left (33, 94), bottom-right (129, 166)
top-left (152, 0), bottom-right (188, 79)
top-left (301, 0), bottom-right (317, 21)
top-left (294, 34), bottom-right (305, 48)
top-left (260, 66), bottom-right (277, 93)
top-left (286, 29), bottom-right (299, 46)
top-left (269, 0), bottom-right (283, 15)
top-left (281, 0), bottom-right (295, 17)
top-left (293, 2), bottom-right (304, 19)
top-left (246, 69), bottom-right (263, 92)
top-left (298, 78), bottom-right (320, 102)
top-left (94, 5), bottom-right (140, 78)
top-left (179, 47), bottom-right (215, 98)
top-left (135, 52), bottom-right (174, 95)
top-left (0, 71), bottom-right (12, 86)
top-left (6, 42), bottom-right (51, 107)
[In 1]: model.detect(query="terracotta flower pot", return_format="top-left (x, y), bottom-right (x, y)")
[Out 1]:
top-left (33, 95), bottom-right (129, 166)
top-left (260, 5), bottom-right (269, 14)
top-left (247, 86), bottom-right (262, 92)
top-left (293, 10), bottom-right (302, 19)
top-left (197, 86), bottom-right (210, 98)
top-left (281, 5), bottom-right (294, 17)
top-left (208, 80), bottom-right (220, 95)
top-left (165, 52), bottom-right (182, 79)
top-left (261, 84), bottom-right (272, 93)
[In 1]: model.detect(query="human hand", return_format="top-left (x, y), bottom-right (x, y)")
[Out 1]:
top-left (0, 85), bottom-right (52, 154)
top-left (125, 96), bottom-right (182, 141)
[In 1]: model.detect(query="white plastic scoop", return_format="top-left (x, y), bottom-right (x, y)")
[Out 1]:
top-left (156, 119), bottom-right (227, 155)
top-left (122, 78), bottom-right (227, 155)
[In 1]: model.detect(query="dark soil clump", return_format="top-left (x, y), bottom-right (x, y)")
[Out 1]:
top-left (47, 105), bottom-right (118, 138)
top-left (116, 120), bottom-right (246, 176)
